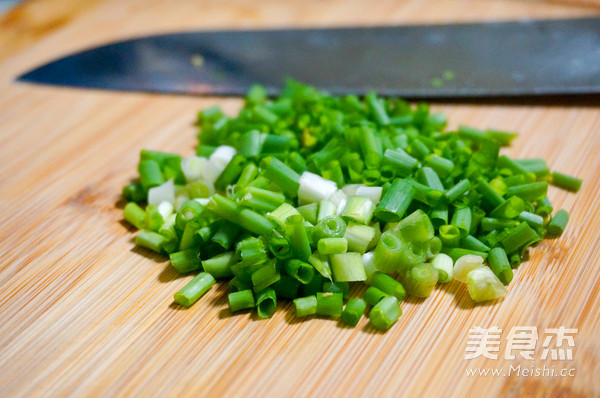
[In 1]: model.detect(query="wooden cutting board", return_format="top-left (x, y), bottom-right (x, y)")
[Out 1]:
top-left (1, 0), bottom-right (599, 396)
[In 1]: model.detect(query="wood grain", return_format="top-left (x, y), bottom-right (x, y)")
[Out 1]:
top-left (0, 1), bottom-right (599, 397)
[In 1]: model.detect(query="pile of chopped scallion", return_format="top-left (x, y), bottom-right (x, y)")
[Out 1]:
top-left (122, 80), bottom-right (582, 331)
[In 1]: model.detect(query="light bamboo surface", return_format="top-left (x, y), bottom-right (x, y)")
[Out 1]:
top-left (0, 0), bottom-right (599, 397)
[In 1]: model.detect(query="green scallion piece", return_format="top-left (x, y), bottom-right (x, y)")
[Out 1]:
top-left (297, 203), bottom-right (319, 225)
top-left (317, 237), bottom-right (348, 255)
top-left (123, 202), bottom-right (146, 229)
top-left (400, 263), bottom-right (439, 298)
top-left (370, 271), bottom-right (406, 301)
top-left (476, 178), bottom-right (505, 208)
top-left (135, 230), bottom-right (169, 253)
top-left (228, 289), bottom-right (255, 313)
top-left (450, 207), bottom-right (472, 238)
top-left (341, 195), bottom-right (376, 225)
top-left (251, 261), bottom-right (280, 292)
top-left (330, 252), bottom-right (366, 282)
top-left (285, 215), bottom-right (312, 261)
top-left (267, 230), bottom-right (293, 259)
top-left (499, 223), bottom-right (541, 254)
top-left (374, 179), bottom-right (415, 222)
top-left (369, 296), bottom-right (401, 331)
top-left (294, 295), bottom-right (317, 317)
top-left (487, 247), bottom-right (513, 285)
top-left (439, 225), bottom-right (461, 247)
top-left (548, 209), bottom-right (569, 235)
top-left (506, 182), bottom-right (548, 202)
top-left (170, 248), bottom-right (202, 274)
top-left (344, 222), bottom-right (376, 253)
top-left (480, 217), bottom-right (519, 232)
top-left (518, 211), bottom-right (545, 230)
top-left (341, 298), bottom-right (367, 327)
top-left (489, 195), bottom-right (525, 219)
top-left (260, 156), bottom-right (301, 197)
top-left (202, 251), bottom-right (236, 279)
top-left (442, 247), bottom-right (488, 262)
top-left (551, 172), bottom-right (582, 193)
top-left (382, 148), bottom-right (418, 177)
top-left (461, 235), bottom-right (491, 253)
top-left (535, 197), bottom-right (553, 217)
top-left (285, 259), bottom-right (315, 285)
top-left (173, 272), bottom-right (215, 307)
top-left (315, 292), bottom-right (343, 317)
top-left (256, 288), bottom-right (277, 319)
top-left (445, 179), bottom-right (471, 203)
top-left (138, 159), bottom-right (164, 191)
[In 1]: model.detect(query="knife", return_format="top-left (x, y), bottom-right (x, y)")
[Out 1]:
top-left (17, 17), bottom-right (600, 98)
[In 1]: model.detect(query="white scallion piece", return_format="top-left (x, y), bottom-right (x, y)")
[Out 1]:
top-left (180, 156), bottom-right (207, 182)
top-left (431, 253), bottom-right (453, 283)
top-left (194, 198), bottom-right (210, 206)
top-left (453, 254), bottom-right (485, 283)
top-left (355, 186), bottom-right (383, 204)
top-left (148, 179), bottom-right (174, 207)
top-left (209, 145), bottom-right (237, 168)
top-left (157, 201), bottom-right (174, 219)
top-left (298, 172), bottom-right (338, 205)
top-left (328, 189), bottom-right (348, 215)
top-left (202, 160), bottom-right (226, 185)
top-left (341, 184), bottom-right (366, 196)
top-left (466, 266), bottom-right (507, 302)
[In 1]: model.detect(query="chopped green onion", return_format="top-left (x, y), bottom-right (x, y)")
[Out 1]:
top-left (308, 253), bottom-right (333, 280)
top-left (341, 195), bottom-right (376, 224)
top-left (285, 215), bottom-right (312, 261)
top-left (294, 295), bottom-right (317, 317)
top-left (551, 172), bottom-right (582, 193)
top-left (330, 252), bottom-right (366, 282)
top-left (317, 199), bottom-right (337, 220)
top-left (123, 202), bottom-right (146, 229)
top-left (450, 207), bottom-right (472, 238)
top-left (548, 209), bottom-right (569, 235)
top-left (363, 286), bottom-right (388, 306)
top-left (439, 225), bottom-right (460, 247)
top-left (400, 263), bottom-right (439, 298)
top-left (174, 272), bottom-right (215, 307)
top-left (499, 223), bottom-right (540, 254)
top-left (260, 156), bottom-right (301, 197)
top-left (135, 230), bottom-right (169, 253)
top-left (228, 289), bottom-right (255, 312)
top-left (453, 254), bottom-right (484, 282)
top-left (370, 271), bottom-right (406, 300)
top-left (374, 179), bottom-right (415, 222)
top-left (202, 251), bottom-right (236, 279)
top-left (431, 253), bottom-right (453, 283)
top-left (466, 267), bottom-right (507, 302)
top-left (369, 296), bottom-right (401, 331)
top-left (316, 292), bottom-right (343, 317)
top-left (489, 196), bottom-right (524, 219)
top-left (170, 249), bottom-right (202, 274)
top-left (487, 247), bottom-right (513, 285)
top-left (461, 235), bottom-right (491, 253)
top-left (317, 237), bottom-right (348, 255)
top-left (256, 288), bottom-right (277, 318)
top-left (341, 298), bottom-right (367, 327)
top-left (251, 261), bottom-right (280, 292)
top-left (138, 159), bottom-right (164, 191)
top-left (285, 259), bottom-right (315, 285)
top-left (343, 222), bottom-right (376, 253)
top-left (506, 182), bottom-right (548, 202)
top-left (297, 203), bottom-right (319, 225)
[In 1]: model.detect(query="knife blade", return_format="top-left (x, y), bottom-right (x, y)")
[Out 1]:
top-left (17, 17), bottom-right (600, 98)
